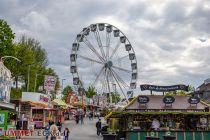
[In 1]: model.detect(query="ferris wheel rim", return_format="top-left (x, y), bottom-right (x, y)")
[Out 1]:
top-left (70, 23), bottom-right (138, 101)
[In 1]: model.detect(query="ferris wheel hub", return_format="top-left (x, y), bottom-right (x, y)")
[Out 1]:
top-left (105, 61), bottom-right (113, 69)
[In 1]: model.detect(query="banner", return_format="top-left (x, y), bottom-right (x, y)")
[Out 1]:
top-left (140, 84), bottom-right (189, 92)
top-left (44, 75), bottom-right (57, 92)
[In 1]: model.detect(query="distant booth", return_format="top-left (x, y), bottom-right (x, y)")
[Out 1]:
top-left (105, 84), bottom-right (210, 140)
top-left (52, 98), bottom-right (67, 123)
top-left (21, 92), bottom-right (54, 129)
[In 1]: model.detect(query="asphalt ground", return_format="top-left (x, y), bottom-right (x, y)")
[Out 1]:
top-left (19, 117), bottom-right (103, 140)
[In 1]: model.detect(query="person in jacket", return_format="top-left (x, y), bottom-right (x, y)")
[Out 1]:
top-left (96, 119), bottom-right (102, 136)
top-left (63, 127), bottom-right (70, 140)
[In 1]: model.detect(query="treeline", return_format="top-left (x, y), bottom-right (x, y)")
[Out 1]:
top-left (0, 19), bottom-right (60, 99)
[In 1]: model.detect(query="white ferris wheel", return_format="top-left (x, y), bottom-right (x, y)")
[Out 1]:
top-left (70, 23), bottom-right (138, 102)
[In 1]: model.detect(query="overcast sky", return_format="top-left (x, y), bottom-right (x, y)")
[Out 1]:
top-left (1, 0), bottom-right (210, 95)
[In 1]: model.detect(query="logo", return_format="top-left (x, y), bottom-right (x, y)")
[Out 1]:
top-left (138, 96), bottom-right (149, 104)
top-left (163, 96), bottom-right (175, 104)
top-left (40, 95), bottom-right (49, 102)
top-left (188, 97), bottom-right (200, 104)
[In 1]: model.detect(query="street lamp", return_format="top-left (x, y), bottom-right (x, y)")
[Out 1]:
top-left (0, 56), bottom-right (21, 63)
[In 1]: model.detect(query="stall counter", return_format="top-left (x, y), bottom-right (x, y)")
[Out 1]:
top-left (125, 130), bottom-right (210, 140)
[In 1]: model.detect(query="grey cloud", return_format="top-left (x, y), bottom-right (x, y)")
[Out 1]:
top-left (1, 0), bottom-right (210, 93)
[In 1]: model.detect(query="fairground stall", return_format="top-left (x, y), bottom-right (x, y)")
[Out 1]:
top-left (21, 92), bottom-right (53, 129)
top-left (106, 95), bottom-right (210, 140)
top-left (0, 61), bottom-right (17, 139)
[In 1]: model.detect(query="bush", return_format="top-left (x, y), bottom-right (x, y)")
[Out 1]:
top-left (10, 88), bottom-right (22, 99)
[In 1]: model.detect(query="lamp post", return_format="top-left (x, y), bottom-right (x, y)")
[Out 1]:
top-left (0, 56), bottom-right (21, 89)
top-left (27, 64), bottom-right (36, 92)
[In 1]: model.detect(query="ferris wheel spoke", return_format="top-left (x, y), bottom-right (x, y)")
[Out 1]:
top-left (94, 30), bottom-right (106, 59)
top-left (106, 32), bottom-right (111, 61)
top-left (110, 70), bottom-right (128, 103)
top-left (112, 65), bottom-right (132, 73)
top-left (78, 55), bottom-right (103, 65)
top-left (109, 40), bottom-right (121, 59)
top-left (106, 69), bottom-right (112, 103)
top-left (92, 66), bottom-right (105, 86)
top-left (111, 69), bottom-right (129, 88)
top-left (114, 55), bottom-right (129, 62)
top-left (83, 39), bottom-right (105, 62)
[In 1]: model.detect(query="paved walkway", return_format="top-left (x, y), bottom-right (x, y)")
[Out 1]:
top-left (21, 118), bottom-right (103, 140)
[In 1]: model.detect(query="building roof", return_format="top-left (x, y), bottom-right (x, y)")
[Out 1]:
top-left (125, 95), bottom-right (207, 111)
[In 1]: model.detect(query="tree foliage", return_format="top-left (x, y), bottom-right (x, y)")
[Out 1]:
top-left (62, 85), bottom-right (73, 101)
top-left (165, 90), bottom-right (188, 96)
top-left (86, 86), bottom-right (97, 98)
top-left (0, 19), bottom-right (15, 57)
top-left (10, 88), bottom-right (22, 99)
top-left (111, 92), bottom-right (121, 104)
top-left (1, 19), bottom-right (60, 99)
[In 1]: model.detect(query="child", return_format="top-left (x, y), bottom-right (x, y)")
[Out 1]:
top-left (63, 128), bottom-right (70, 140)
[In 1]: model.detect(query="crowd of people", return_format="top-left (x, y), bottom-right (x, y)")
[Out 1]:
top-left (45, 120), bottom-right (70, 140)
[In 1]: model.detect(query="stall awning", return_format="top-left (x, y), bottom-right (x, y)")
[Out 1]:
top-left (74, 102), bottom-right (86, 107)
top-left (28, 101), bottom-right (48, 108)
top-left (52, 99), bottom-right (67, 106)
top-left (0, 101), bottom-right (15, 110)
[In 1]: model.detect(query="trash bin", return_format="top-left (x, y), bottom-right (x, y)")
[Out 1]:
top-left (145, 136), bottom-right (160, 140)
top-left (163, 135), bottom-right (176, 140)
top-left (103, 134), bottom-right (117, 140)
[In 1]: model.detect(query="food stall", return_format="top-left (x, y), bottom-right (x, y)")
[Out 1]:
top-left (21, 92), bottom-right (51, 129)
top-left (0, 110), bottom-right (16, 139)
top-left (106, 95), bottom-right (210, 140)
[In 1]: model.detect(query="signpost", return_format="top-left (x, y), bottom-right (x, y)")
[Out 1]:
top-left (44, 75), bottom-right (57, 93)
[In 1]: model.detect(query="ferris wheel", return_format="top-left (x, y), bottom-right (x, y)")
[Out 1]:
top-left (70, 23), bottom-right (138, 102)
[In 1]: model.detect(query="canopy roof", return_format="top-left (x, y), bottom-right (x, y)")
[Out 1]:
top-left (125, 95), bottom-right (208, 111)
top-left (52, 99), bottom-right (67, 106)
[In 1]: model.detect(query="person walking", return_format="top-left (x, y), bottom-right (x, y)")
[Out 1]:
top-left (80, 113), bottom-right (84, 125)
top-left (44, 124), bottom-right (50, 140)
top-left (96, 119), bottom-right (102, 136)
top-left (16, 120), bottom-right (21, 139)
top-left (63, 127), bottom-right (70, 140)
top-left (57, 120), bottom-right (62, 132)
top-left (75, 113), bottom-right (79, 124)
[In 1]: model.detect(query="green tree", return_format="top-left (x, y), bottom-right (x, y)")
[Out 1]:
top-left (0, 19), bottom-right (15, 57)
top-left (111, 92), bottom-right (121, 104)
top-left (165, 90), bottom-right (188, 96)
top-left (62, 85), bottom-right (73, 101)
top-left (86, 86), bottom-right (97, 98)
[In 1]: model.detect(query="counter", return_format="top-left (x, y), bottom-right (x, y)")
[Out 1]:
top-left (124, 130), bottom-right (210, 140)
